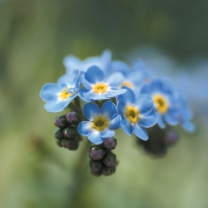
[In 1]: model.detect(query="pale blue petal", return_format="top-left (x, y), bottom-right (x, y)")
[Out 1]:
top-left (133, 125), bottom-right (148, 141)
top-left (63, 55), bottom-right (81, 71)
top-left (164, 113), bottom-right (179, 126)
top-left (78, 89), bottom-right (92, 102)
top-left (110, 61), bottom-right (130, 75)
top-left (109, 115), bottom-right (121, 130)
top-left (104, 72), bottom-right (124, 87)
top-left (57, 73), bottom-right (77, 87)
top-left (85, 66), bottom-right (104, 83)
top-left (44, 98), bottom-right (73, 113)
top-left (106, 89), bottom-right (127, 98)
top-left (117, 100), bottom-right (126, 117)
top-left (89, 93), bottom-right (108, 100)
top-left (139, 111), bottom-right (158, 128)
top-left (101, 101), bottom-right (116, 119)
top-left (158, 115), bottom-right (166, 129)
top-left (135, 94), bottom-right (154, 115)
top-left (83, 103), bottom-right (101, 121)
top-left (182, 121), bottom-right (195, 133)
top-left (117, 87), bottom-right (135, 104)
top-left (77, 121), bottom-right (92, 136)
top-left (88, 130), bottom-right (104, 144)
top-left (81, 77), bottom-right (92, 90)
top-left (40, 83), bottom-right (60, 102)
top-left (100, 130), bottom-right (115, 138)
top-left (120, 119), bottom-right (133, 136)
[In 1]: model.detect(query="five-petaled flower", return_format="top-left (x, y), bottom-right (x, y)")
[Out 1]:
top-left (40, 70), bottom-right (80, 113)
top-left (140, 77), bottom-right (179, 128)
top-left (78, 101), bottom-right (121, 144)
top-left (79, 66), bottom-right (127, 102)
top-left (117, 87), bottom-right (158, 140)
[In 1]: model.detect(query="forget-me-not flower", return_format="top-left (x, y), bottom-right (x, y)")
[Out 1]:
top-left (140, 77), bottom-right (179, 128)
top-left (40, 70), bottom-right (80, 113)
top-left (117, 87), bottom-right (158, 140)
top-left (78, 101), bottom-right (121, 144)
top-left (79, 66), bottom-right (127, 102)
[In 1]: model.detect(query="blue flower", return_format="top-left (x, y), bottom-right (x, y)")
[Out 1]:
top-left (117, 87), bottom-right (158, 140)
top-left (173, 90), bottom-right (195, 132)
top-left (78, 101), bottom-right (121, 144)
top-left (40, 70), bottom-right (80, 113)
top-left (140, 77), bottom-right (179, 128)
top-left (63, 50), bottom-right (111, 74)
top-left (79, 66), bottom-right (127, 102)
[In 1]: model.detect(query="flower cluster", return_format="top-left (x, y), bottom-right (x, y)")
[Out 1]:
top-left (40, 50), bottom-right (195, 176)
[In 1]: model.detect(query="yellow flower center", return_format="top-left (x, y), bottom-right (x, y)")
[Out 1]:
top-left (91, 117), bottom-right (108, 131)
top-left (153, 93), bottom-right (169, 114)
top-left (59, 88), bottom-right (72, 100)
top-left (125, 105), bottom-right (139, 123)
top-left (93, 83), bottom-right (109, 94)
top-left (122, 81), bottom-right (133, 89)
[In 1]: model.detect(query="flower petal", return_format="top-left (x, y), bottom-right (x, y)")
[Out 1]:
top-left (88, 130), bottom-right (104, 144)
top-left (182, 121), bottom-right (195, 133)
top-left (117, 87), bottom-right (135, 104)
top-left (89, 93), bottom-right (108, 100)
top-left (40, 83), bottom-right (61, 102)
top-left (83, 102), bottom-right (101, 121)
top-left (164, 113), bottom-right (179, 126)
top-left (101, 101), bottom-right (117, 119)
top-left (85, 66), bottom-right (104, 83)
top-left (120, 119), bottom-right (133, 136)
top-left (133, 125), bottom-right (148, 141)
top-left (106, 88), bottom-right (127, 98)
top-left (157, 115), bottom-right (166, 129)
top-left (100, 130), bottom-right (115, 138)
top-left (139, 111), bottom-right (158, 128)
top-left (135, 94), bottom-right (154, 115)
top-left (117, 100), bottom-right (126, 116)
top-left (104, 72), bottom-right (124, 87)
top-left (109, 115), bottom-right (121, 130)
top-left (78, 89), bottom-right (92, 102)
top-left (77, 121), bottom-right (92, 136)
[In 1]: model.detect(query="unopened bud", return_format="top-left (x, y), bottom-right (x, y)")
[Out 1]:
top-left (89, 146), bottom-right (106, 160)
top-left (54, 129), bottom-right (64, 140)
top-left (102, 152), bottom-right (117, 167)
top-left (103, 137), bottom-right (117, 150)
top-left (102, 166), bottom-right (116, 176)
top-left (63, 127), bottom-right (77, 140)
top-left (89, 160), bottom-right (103, 172)
top-left (164, 130), bottom-right (179, 147)
top-left (66, 111), bottom-right (82, 125)
top-left (55, 115), bottom-right (67, 128)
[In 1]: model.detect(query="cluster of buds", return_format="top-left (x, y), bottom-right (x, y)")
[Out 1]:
top-left (89, 137), bottom-right (118, 176)
top-left (137, 126), bottom-right (179, 156)
top-left (54, 111), bottom-right (82, 150)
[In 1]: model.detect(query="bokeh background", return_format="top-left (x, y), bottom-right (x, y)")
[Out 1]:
top-left (0, 0), bottom-right (208, 208)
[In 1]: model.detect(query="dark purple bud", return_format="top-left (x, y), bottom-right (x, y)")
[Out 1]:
top-left (66, 140), bottom-right (79, 150)
top-left (61, 138), bottom-right (70, 148)
top-left (66, 111), bottom-right (82, 125)
top-left (90, 170), bottom-right (102, 177)
top-left (102, 152), bottom-right (117, 167)
top-left (102, 166), bottom-right (116, 176)
top-left (63, 127), bottom-right (77, 140)
top-left (55, 115), bottom-right (67, 128)
top-left (89, 146), bottom-right (106, 160)
top-left (103, 137), bottom-right (117, 150)
top-left (89, 160), bottom-right (103, 172)
top-left (54, 129), bottom-right (64, 140)
top-left (56, 139), bottom-right (63, 147)
top-left (164, 130), bottom-right (179, 147)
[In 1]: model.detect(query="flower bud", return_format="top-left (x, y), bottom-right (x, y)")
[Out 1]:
top-left (89, 146), bottom-right (106, 160)
top-left (66, 111), bottom-right (82, 125)
top-left (102, 166), bottom-right (116, 176)
top-left (63, 126), bottom-right (77, 140)
top-left (54, 129), bottom-right (64, 140)
top-left (55, 115), bottom-right (67, 128)
top-left (89, 160), bottom-right (103, 172)
top-left (164, 130), bottom-right (179, 147)
top-left (103, 137), bottom-right (117, 150)
top-left (66, 140), bottom-right (79, 150)
top-left (61, 138), bottom-right (70, 148)
top-left (56, 139), bottom-right (63, 147)
top-left (102, 152), bottom-right (117, 167)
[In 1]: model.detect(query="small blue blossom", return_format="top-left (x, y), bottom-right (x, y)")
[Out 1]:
top-left (173, 90), bottom-right (195, 132)
top-left (63, 50), bottom-right (111, 74)
top-left (78, 101), bottom-right (121, 144)
top-left (140, 77), bottom-right (179, 128)
top-left (40, 70), bottom-right (80, 113)
top-left (79, 66), bottom-right (127, 102)
top-left (117, 87), bottom-right (158, 140)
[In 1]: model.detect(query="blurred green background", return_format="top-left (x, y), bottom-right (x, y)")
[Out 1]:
top-left (0, 0), bottom-right (208, 208)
